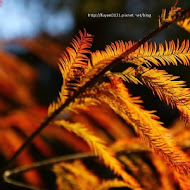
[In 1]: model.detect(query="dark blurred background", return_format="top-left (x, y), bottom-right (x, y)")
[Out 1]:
top-left (0, 1), bottom-right (189, 189)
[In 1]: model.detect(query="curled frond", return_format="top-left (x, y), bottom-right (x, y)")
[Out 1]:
top-left (138, 67), bottom-right (190, 122)
top-left (54, 120), bottom-right (142, 189)
top-left (95, 78), bottom-right (190, 176)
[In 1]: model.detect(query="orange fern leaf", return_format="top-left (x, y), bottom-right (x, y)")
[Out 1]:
top-left (128, 40), bottom-right (190, 66)
top-left (89, 39), bottom-right (190, 71)
top-left (48, 29), bottom-right (93, 115)
top-left (138, 67), bottom-right (190, 122)
top-left (96, 78), bottom-right (190, 176)
top-left (54, 119), bottom-right (142, 190)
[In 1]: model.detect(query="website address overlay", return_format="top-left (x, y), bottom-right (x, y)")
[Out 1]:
top-left (87, 13), bottom-right (152, 18)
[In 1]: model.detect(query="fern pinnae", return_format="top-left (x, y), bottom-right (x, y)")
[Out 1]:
top-left (54, 119), bottom-right (142, 189)
top-left (138, 67), bottom-right (190, 122)
top-left (129, 39), bottom-right (190, 66)
top-left (48, 29), bottom-right (93, 116)
top-left (95, 77), bottom-right (190, 176)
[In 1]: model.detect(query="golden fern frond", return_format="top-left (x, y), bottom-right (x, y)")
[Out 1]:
top-left (48, 29), bottom-right (93, 115)
top-left (83, 41), bottom-right (134, 83)
top-left (88, 39), bottom-right (190, 78)
top-left (138, 67), bottom-right (190, 122)
top-left (59, 29), bottom-right (93, 93)
top-left (97, 179), bottom-right (130, 190)
top-left (88, 41), bottom-right (129, 69)
top-left (128, 40), bottom-right (190, 66)
top-left (95, 78), bottom-right (190, 176)
top-left (54, 119), bottom-right (142, 190)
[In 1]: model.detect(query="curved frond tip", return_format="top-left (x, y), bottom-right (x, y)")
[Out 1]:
top-left (48, 29), bottom-right (93, 116)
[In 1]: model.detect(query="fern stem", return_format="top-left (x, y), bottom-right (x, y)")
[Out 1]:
top-left (4, 153), bottom-right (94, 190)
top-left (1, 7), bottom-right (189, 176)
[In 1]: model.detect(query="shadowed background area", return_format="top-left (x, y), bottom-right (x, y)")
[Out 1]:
top-left (0, 0), bottom-right (190, 189)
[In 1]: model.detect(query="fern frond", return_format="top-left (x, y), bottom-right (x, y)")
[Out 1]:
top-left (128, 40), bottom-right (190, 66)
top-left (87, 39), bottom-right (190, 82)
top-left (97, 179), bottom-right (130, 190)
top-left (89, 41), bottom-right (129, 68)
top-left (59, 29), bottom-right (93, 94)
top-left (48, 29), bottom-right (93, 115)
top-left (54, 120), bottom-right (142, 190)
top-left (83, 41), bottom-right (134, 83)
top-left (138, 67), bottom-right (190, 122)
top-left (96, 78), bottom-right (190, 175)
